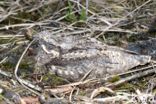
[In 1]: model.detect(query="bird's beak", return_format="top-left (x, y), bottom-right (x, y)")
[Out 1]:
top-left (41, 44), bottom-right (59, 58)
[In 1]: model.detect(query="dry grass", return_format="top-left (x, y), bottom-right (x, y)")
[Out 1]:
top-left (0, 0), bottom-right (156, 103)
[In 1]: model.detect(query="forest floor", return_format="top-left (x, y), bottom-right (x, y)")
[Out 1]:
top-left (0, 0), bottom-right (156, 103)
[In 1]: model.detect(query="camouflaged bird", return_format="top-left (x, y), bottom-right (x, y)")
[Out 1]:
top-left (34, 31), bottom-right (151, 81)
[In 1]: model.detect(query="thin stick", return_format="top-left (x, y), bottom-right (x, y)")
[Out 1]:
top-left (106, 67), bottom-right (156, 88)
top-left (14, 39), bottom-right (41, 95)
top-left (0, 22), bottom-right (48, 30)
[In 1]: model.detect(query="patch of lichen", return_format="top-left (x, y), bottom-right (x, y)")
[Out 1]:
top-left (42, 72), bottom-right (65, 87)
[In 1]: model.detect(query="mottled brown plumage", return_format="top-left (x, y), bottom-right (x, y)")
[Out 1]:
top-left (34, 31), bottom-right (151, 81)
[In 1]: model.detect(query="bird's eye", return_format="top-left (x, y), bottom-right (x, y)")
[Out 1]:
top-left (43, 37), bottom-right (48, 41)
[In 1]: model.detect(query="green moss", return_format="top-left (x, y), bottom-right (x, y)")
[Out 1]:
top-left (127, 35), bottom-right (137, 42)
top-left (108, 75), bottom-right (120, 83)
top-left (79, 90), bottom-right (86, 96)
top-left (42, 73), bottom-right (65, 86)
top-left (2, 62), bottom-right (15, 69)
top-left (117, 82), bottom-right (136, 91)
top-left (116, 78), bottom-right (147, 91)
top-left (0, 94), bottom-right (3, 101)
top-left (19, 65), bottom-right (31, 75)
top-left (0, 39), bottom-right (10, 44)
top-left (19, 64), bottom-right (28, 69)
